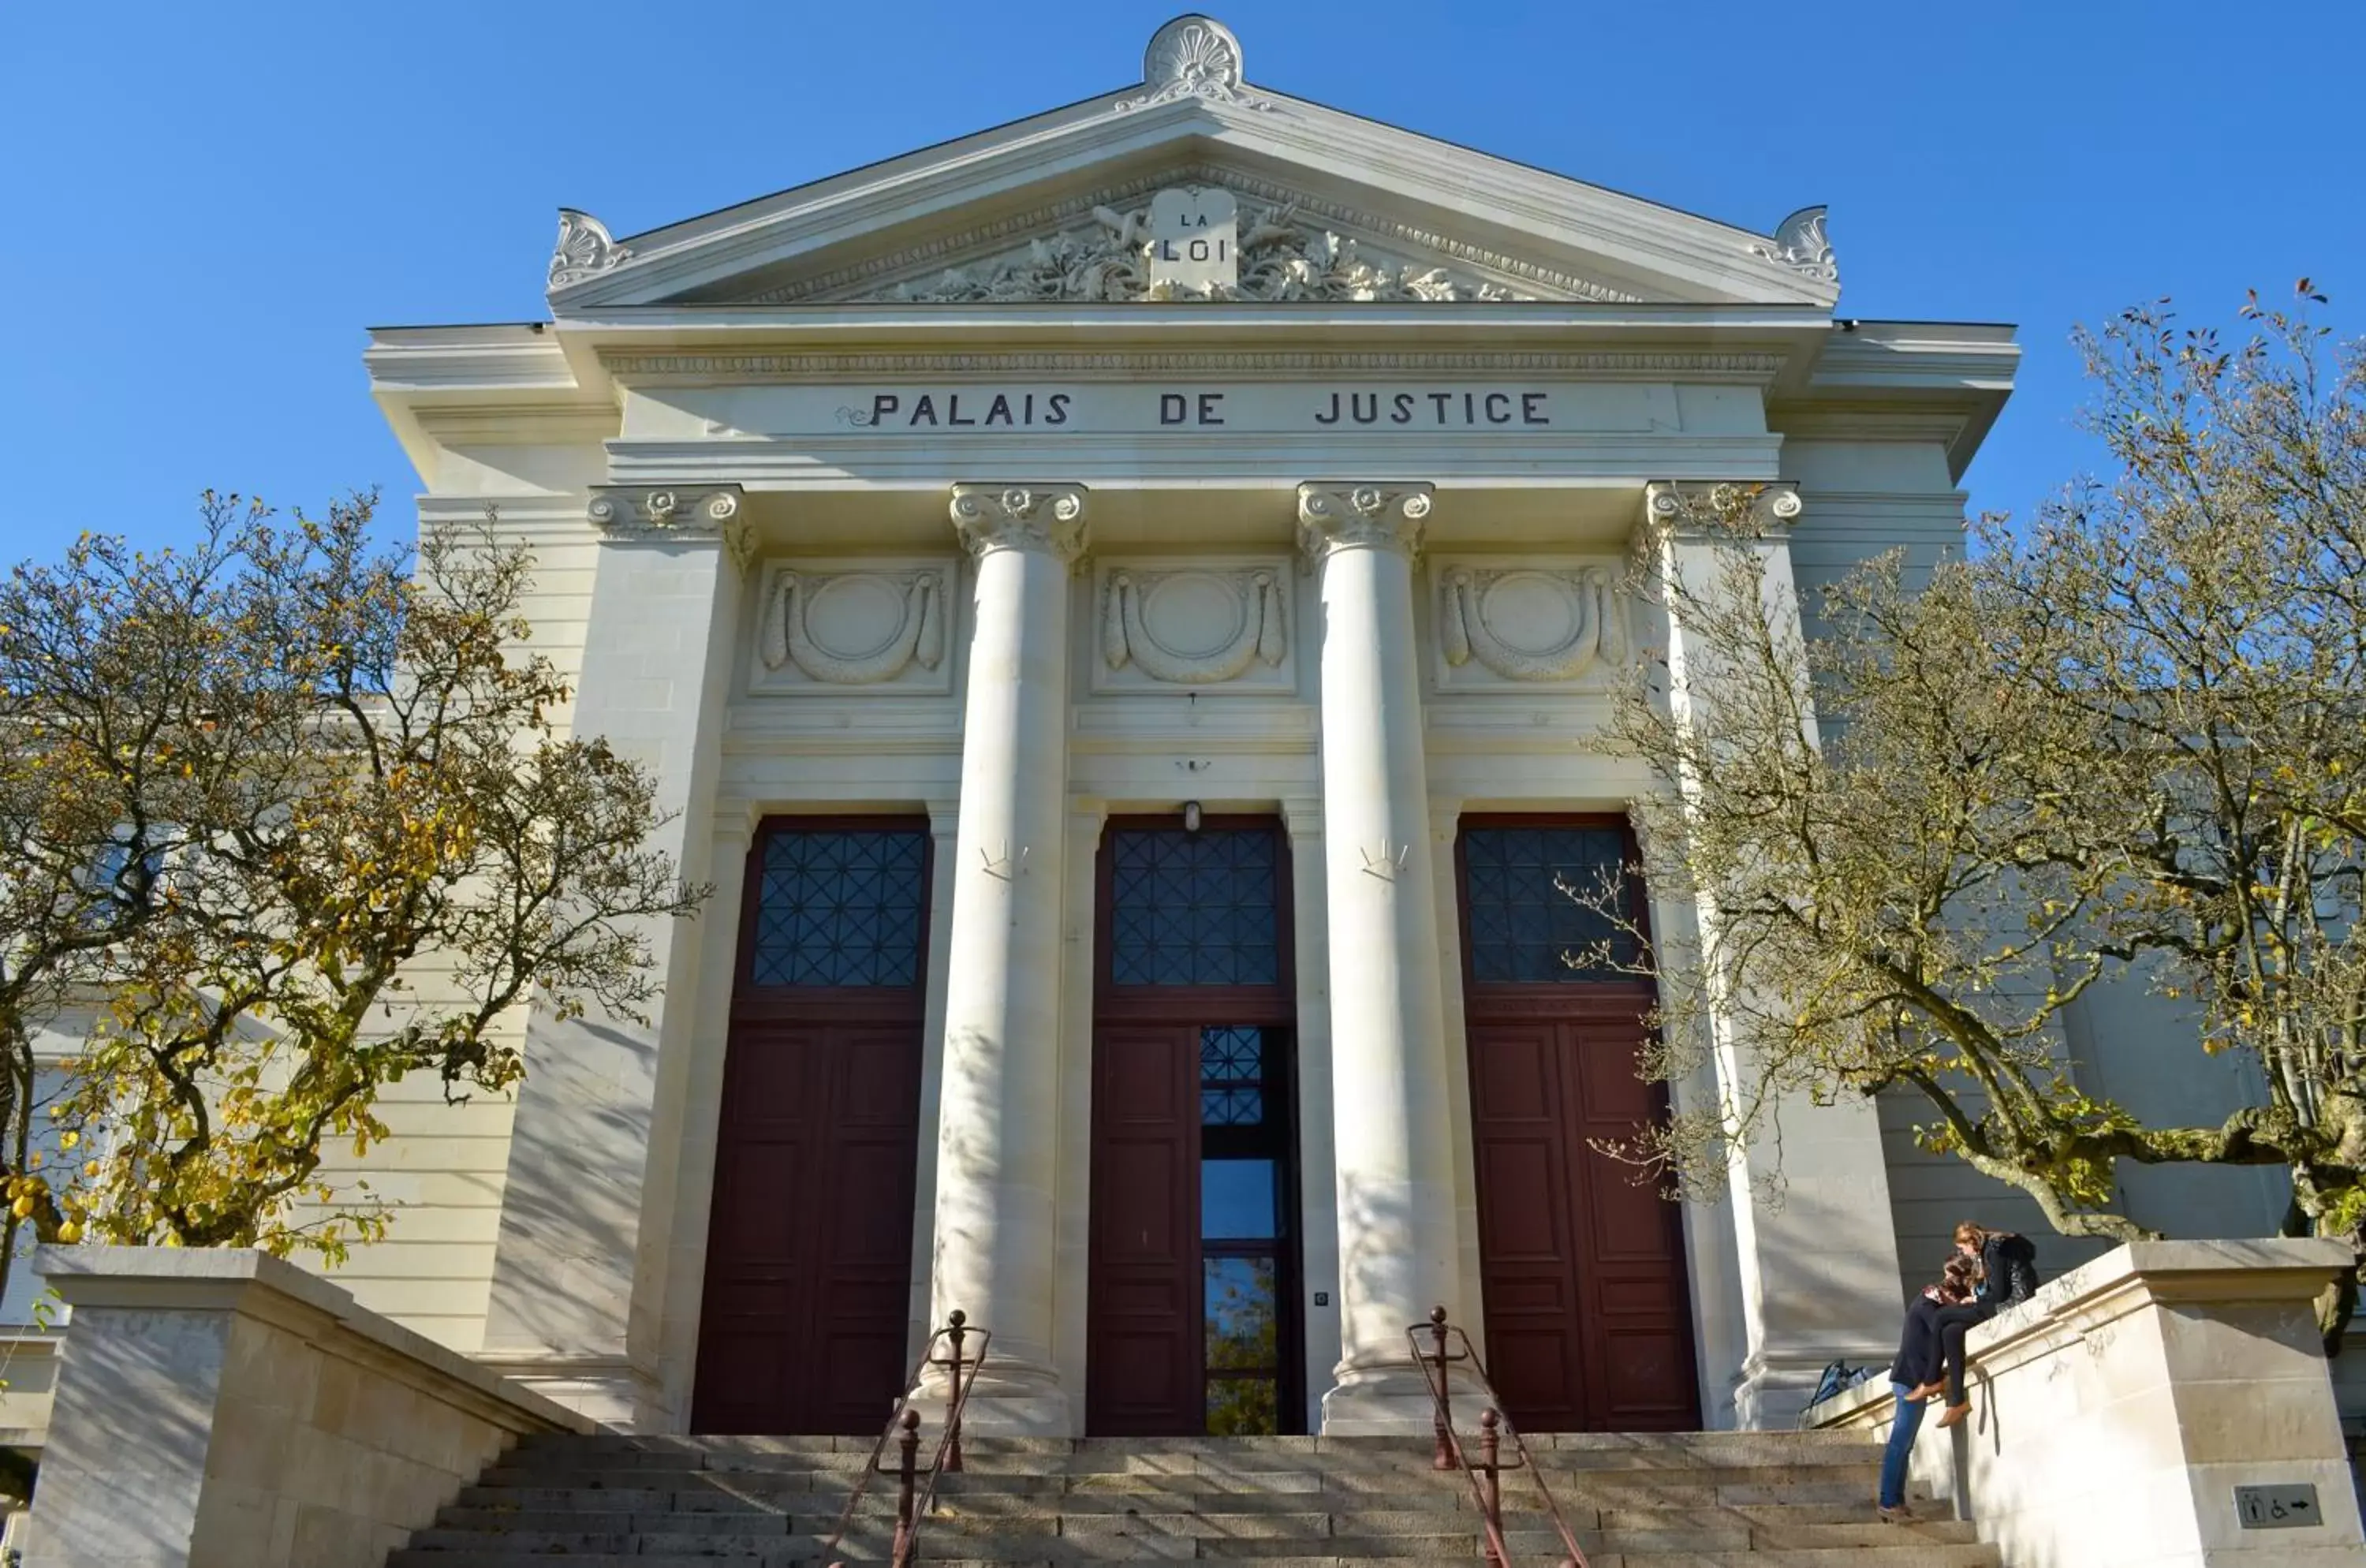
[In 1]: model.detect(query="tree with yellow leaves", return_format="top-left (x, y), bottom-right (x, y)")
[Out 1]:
top-left (1584, 287), bottom-right (2366, 1345)
top-left (0, 492), bottom-right (701, 1309)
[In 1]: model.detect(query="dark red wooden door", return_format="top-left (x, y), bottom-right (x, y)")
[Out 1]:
top-left (1457, 819), bottom-right (1700, 1432)
top-left (1086, 1021), bottom-right (1200, 1433)
top-left (692, 820), bottom-right (929, 1435)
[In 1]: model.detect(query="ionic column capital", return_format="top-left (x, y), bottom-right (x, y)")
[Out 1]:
top-left (1295, 482), bottom-right (1435, 566)
top-left (950, 483), bottom-right (1090, 563)
top-left (1641, 480), bottom-right (1803, 539)
top-left (587, 484), bottom-right (754, 571)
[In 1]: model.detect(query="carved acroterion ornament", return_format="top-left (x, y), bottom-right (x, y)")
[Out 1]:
top-left (548, 209), bottom-right (633, 291)
top-left (1750, 206), bottom-right (1838, 286)
top-left (1117, 16), bottom-right (1279, 114)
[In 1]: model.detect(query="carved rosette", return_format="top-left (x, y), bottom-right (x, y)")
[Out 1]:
top-left (1749, 207), bottom-right (1838, 286)
top-left (588, 486), bottom-right (751, 564)
top-left (1643, 480), bottom-right (1804, 537)
top-left (949, 483), bottom-right (1090, 564)
top-left (1099, 566), bottom-right (1288, 687)
top-left (759, 565), bottom-right (950, 687)
top-left (1296, 482), bottom-right (1435, 566)
top-left (1436, 565), bottom-right (1631, 684)
top-left (1116, 16), bottom-right (1279, 114)
top-left (548, 208), bottom-right (633, 291)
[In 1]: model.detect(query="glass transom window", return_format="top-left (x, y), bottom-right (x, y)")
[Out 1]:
top-left (1460, 824), bottom-right (1640, 984)
top-left (1108, 827), bottom-right (1279, 986)
top-left (748, 827), bottom-right (929, 987)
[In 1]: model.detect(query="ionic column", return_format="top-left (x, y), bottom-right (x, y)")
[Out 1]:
top-left (924, 483), bottom-right (1088, 1434)
top-left (1642, 480), bottom-right (1905, 1428)
top-left (1297, 481), bottom-right (1468, 1434)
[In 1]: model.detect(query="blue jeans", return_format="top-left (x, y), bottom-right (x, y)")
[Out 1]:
top-left (1879, 1379), bottom-right (1928, 1508)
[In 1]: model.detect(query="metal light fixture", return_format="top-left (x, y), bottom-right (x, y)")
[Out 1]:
top-left (1182, 801), bottom-right (1203, 834)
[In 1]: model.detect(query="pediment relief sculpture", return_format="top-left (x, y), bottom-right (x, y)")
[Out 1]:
top-left (759, 565), bottom-right (950, 687)
top-left (1102, 567), bottom-right (1288, 685)
top-left (875, 195), bottom-right (1528, 304)
top-left (1437, 565), bottom-right (1630, 684)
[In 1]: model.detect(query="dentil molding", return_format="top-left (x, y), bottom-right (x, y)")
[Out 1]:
top-left (1644, 480), bottom-right (1804, 537)
top-left (1096, 562), bottom-right (1292, 693)
top-left (548, 210), bottom-right (633, 292)
top-left (1435, 562), bottom-right (1631, 686)
top-left (1296, 482), bottom-right (1435, 564)
top-left (754, 562), bottom-right (954, 694)
top-left (949, 483), bottom-right (1090, 562)
top-left (1116, 16), bottom-right (1281, 115)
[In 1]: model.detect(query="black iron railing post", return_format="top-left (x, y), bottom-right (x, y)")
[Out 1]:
top-left (1478, 1408), bottom-right (1505, 1568)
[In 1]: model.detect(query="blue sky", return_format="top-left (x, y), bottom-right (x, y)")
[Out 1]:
top-left (2, 1), bottom-right (2357, 564)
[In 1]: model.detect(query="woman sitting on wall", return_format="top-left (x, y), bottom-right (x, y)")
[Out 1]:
top-left (1911, 1221), bottom-right (2043, 1429)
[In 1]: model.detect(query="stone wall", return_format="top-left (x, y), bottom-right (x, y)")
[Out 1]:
top-left (24, 1245), bottom-right (594, 1568)
top-left (1813, 1238), bottom-right (2364, 1567)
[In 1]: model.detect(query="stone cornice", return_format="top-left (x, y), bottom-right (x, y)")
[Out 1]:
top-left (949, 483), bottom-right (1090, 562)
top-left (598, 348), bottom-right (1788, 386)
top-left (1296, 482), bottom-right (1435, 564)
top-left (1642, 480), bottom-right (1804, 537)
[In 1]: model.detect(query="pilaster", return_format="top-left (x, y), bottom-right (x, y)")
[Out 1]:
top-left (1637, 479), bottom-right (1905, 1428)
top-left (479, 484), bottom-right (751, 1428)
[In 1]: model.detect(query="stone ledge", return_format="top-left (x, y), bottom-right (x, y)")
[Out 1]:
top-left (1807, 1237), bottom-right (2353, 1428)
top-left (34, 1245), bottom-right (597, 1439)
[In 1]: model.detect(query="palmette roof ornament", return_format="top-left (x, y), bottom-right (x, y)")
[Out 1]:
top-left (548, 209), bottom-right (633, 291)
top-left (1118, 16), bottom-right (1280, 114)
top-left (1749, 206), bottom-right (1838, 286)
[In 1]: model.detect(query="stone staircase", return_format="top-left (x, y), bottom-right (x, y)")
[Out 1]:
top-left (388, 1430), bottom-right (1996, 1568)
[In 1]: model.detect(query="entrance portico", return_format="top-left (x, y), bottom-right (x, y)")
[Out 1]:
top-left (367, 13), bottom-right (2013, 1439)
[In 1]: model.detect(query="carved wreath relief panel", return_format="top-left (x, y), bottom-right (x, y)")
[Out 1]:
top-left (750, 560), bottom-right (957, 696)
top-left (1431, 558), bottom-right (1633, 691)
top-left (1092, 560), bottom-right (1295, 696)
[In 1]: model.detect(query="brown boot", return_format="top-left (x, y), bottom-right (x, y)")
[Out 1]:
top-left (1935, 1402), bottom-right (1972, 1429)
top-left (1877, 1503), bottom-right (1917, 1524)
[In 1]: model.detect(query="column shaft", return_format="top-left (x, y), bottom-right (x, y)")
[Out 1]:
top-left (1297, 482), bottom-right (1466, 1434)
top-left (925, 483), bottom-right (1087, 1433)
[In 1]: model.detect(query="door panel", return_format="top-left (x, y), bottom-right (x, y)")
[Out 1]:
top-left (1087, 1023), bottom-right (1199, 1434)
top-left (693, 1019), bottom-right (921, 1433)
top-left (1465, 1013), bottom-right (1697, 1430)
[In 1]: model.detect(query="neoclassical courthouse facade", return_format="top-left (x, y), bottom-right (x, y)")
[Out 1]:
top-left (345, 17), bottom-right (2289, 1443)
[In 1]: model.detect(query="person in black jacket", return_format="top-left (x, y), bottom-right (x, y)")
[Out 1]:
top-left (1877, 1256), bottom-right (1976, 1522)
top-left (1916, 1221), bottom-right (2042, 1430)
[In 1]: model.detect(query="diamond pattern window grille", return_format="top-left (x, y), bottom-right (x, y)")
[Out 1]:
top-left (748, 828), bottom-right (928, 988)
top-left (1108, 829), bottom-right (1278, 987)
top-left (1461, 826), bottom-right (1640, 984)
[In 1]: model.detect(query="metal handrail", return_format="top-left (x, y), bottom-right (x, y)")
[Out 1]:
top-left (1408, 1306), bottom-right (1589, 1568)
top-left (823, 1310), bottom-right (992, 1568)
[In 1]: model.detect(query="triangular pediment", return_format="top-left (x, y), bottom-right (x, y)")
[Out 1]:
top-left (543, 17), bottom-right (1841, 315)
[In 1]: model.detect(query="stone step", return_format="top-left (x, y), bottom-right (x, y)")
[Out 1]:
top-left (393, 1552), bottom-right (1997, 1568)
